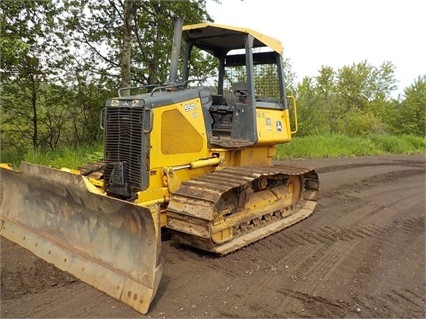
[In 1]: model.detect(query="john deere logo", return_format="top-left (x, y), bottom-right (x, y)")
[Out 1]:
top-left (276, 121), bottom-right (283, 131)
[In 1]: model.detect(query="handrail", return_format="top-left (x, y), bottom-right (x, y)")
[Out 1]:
top-left (287, 95), bottom-right (298, 134)
top-left (118, 84), bottom-right (158, 97)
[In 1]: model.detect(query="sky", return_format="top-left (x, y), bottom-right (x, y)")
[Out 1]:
top-left (206, 0), bottom-right (426, 96)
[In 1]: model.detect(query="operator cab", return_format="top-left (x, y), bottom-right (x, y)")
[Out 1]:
top-left (181, 23), bottom-right (290, 148)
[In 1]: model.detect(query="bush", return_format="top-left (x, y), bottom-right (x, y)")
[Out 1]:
top-left (1, 144), bottom-right (103, 169)
top-left (277, 134), bottom-right (425, 159)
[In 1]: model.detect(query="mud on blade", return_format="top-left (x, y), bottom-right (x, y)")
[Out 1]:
top-left (0, 162), bottom-right (162, 314)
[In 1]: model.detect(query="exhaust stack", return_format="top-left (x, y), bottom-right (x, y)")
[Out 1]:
top-left (167, 11), bottom-right (183, 85)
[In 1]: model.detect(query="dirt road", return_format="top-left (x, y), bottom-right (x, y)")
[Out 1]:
top-left (1, 154), bottom-right (425, 318)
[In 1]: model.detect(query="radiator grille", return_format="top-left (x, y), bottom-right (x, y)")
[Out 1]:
top-left (104, 107), bottom-right (145, 197)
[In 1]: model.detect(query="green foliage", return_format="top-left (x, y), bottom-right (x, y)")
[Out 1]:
top-left (1, 0), bottom-right (425, 164)
top-left (368, 135), bottom-right (424, 154)
top-left (293, 60), bottom-right (422, 138)
top-left (0, 0), bottom-right (211, 157)
top-left (4, 135), bottom-right (422, 169)
top-left (61, 0), bottom-right (212, 86)
top-left (1, 144), bottom-right (104, 169)
top-left (294, 76), bottom-right (331, 135)
top-left (391, 76), bottom-right (426, 136)
top-left (276, 134), bottom-right (425, 159)
top-left (339, 109), bottom-right (387, 136)
top-left (336, 61), bottom-right (397, 109)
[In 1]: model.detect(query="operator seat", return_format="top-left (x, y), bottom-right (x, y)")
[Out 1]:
top-left (226, 82), bottom-right (249, 105)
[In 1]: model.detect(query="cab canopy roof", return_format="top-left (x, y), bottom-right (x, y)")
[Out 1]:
top-left (182, 23), bottom-right (283, 57)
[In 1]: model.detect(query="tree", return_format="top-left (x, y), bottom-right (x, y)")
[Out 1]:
top-left (1, 0), bottom-right (213, 155)
top-left (295, 76), bottom-right (330, 135)
top-left (392, 76), bottom-right (426, 136)
top-left (294, 61), bottom-right (399, 136)
top-left (335, 61), bottom-right (397, 135)
top-left (62, 0), bottom-right (212, 90)
top-left (1, 0), bottom-right (67, 151)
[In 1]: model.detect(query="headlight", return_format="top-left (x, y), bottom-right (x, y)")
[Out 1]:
top-left (134, 99), bottom-right (145, 107)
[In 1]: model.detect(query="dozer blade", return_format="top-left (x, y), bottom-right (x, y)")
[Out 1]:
top-left (0, 162), bottom-right (161, 314)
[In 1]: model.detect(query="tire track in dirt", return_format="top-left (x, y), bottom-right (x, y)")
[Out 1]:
top-left (349, 287), bottom-right (426, 318)
top-left (202, 167), bottom-right (424, 277)
top-left (199, 163), bottom-right (425, 318)
top-left (178, 165), bottom-right (423, 281)
top-left (276, 288), bottom-right (352, 317)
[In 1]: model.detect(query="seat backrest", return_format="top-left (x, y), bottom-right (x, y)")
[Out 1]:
top-left (225, 90), bottom-right (237, 106)
top-left (231, 82), bottom-right (248, 97)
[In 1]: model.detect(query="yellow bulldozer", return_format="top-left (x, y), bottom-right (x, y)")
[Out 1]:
top-left (0, 14), bottom-right (319, 314)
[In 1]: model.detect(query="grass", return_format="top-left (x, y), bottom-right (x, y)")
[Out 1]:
top-left (1, 144), bottom-right (103, 169)
top-left (276, 134), bottom-right (426, 159)
top-left (1, 135), bottom-right (425, 169)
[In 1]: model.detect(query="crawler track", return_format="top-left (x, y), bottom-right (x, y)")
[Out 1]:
top-left (166, 165), bottom-right (319, 254)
